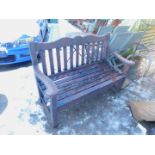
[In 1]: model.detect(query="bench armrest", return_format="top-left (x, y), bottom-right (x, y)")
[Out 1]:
top-left (33, 65), bottom-right (58, 98)
top-left (111, 51), bottom-right (135, 75)
top-left (112, 51), bottom-right (135, 66)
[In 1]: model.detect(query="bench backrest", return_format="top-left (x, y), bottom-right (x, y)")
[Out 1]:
top-left (29, 34), bottom-right (110, 76)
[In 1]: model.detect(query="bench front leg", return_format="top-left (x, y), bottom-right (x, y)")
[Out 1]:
top-left (33, 65), bottom-right (59, 127)
top-left (48, 96), bottom-right (58, 128)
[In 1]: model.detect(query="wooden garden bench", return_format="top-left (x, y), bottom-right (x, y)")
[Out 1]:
top-left (29, 34), bottom-right (134, 127)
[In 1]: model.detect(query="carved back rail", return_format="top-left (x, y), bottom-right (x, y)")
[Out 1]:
top-left (30, 34), bottom-right (110, 76)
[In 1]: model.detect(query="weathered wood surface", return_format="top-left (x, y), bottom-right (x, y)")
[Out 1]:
top-left (48, 49), bottom-right (55, 74)
top-left (39, 62), bottom-right (124, 102)
top-left (29, 33), bottom-right (133, 127)
top-left (31, 34), bottom-right (110, 75)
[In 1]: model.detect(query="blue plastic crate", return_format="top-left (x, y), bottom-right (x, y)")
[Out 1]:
top-left (49, 19), bottom-right (58, 23)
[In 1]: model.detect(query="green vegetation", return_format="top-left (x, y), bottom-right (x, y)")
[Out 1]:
top-left (120, 49), bottom-right (136, 58)
top-left (121, 20), bottom-right (155, 58)
top-left (130, 19), bottom-right (155, 32)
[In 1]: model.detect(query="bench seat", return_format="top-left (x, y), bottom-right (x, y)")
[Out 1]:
top-left (39, 62), bottom-right (125, 109)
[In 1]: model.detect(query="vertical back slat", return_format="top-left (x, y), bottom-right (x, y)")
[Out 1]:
top-left (104, 39), bottom-right (109, 59)
top-left (94, 43), bottom-right (97, 62)
top-left (76, 45), bottom-right (79, 67)
top-left (48, 49), bottom-right (55, 75)
top-left (98, 42), bottom-right (102, 61)
top-left (56, 47), bottom-right (61, 72)
top-left (70, 45), bottom-right (73, 69)
top-left (63, 46), bottom-right (67, 71)
top-left (100, 42), bottom-right (104, 60)
top-left (91, 43), bottom-right (95, 63)
top-left (96, 42), bottom-right (100, 61)
top-left (40, 50), bottom-right (48, 75)
top-left (81, 44), bottom-right (85, 65)
top-left (86, 43), bottom-right (90, 64)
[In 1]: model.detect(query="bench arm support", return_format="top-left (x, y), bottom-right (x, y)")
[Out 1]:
top-left (34, 65), bottom-right (58, 98)
top-left (111, 51), bottom-right (135, 75)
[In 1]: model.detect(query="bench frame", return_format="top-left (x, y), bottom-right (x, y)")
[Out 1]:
top-left (29, 34), bottom-right (134, 127)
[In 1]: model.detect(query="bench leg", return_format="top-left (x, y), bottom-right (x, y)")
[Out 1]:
top-left (112, 78), bottom-right (125, 93)
top-left (49, 97), bottom-right (58, 128)
top-left (37, 86), bottom-right (43, 103)
top-left (114, 78), bottom-right (125, 91)
top-left (35, 77), bottom-right (43, 104)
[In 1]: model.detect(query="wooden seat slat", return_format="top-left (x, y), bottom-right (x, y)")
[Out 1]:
top-left (57, 76), bottom-right (125, 108)
top-left (51, 62), bottom-right (107, 81)
top-left (57, 72), bottom-right (122, 101)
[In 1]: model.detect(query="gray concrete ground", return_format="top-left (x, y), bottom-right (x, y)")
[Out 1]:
top-left (0, 20), bottom-right (155, 134)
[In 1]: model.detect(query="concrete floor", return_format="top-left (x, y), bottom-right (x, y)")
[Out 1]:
top-left (0, 20), bottom-right (155, 134)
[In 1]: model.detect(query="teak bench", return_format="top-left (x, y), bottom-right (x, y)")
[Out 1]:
top-left (29, 34), bottom-right (134, 127)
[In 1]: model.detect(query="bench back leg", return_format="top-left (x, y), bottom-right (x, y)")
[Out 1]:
top-left (114, 78), bottom-right (126, 91)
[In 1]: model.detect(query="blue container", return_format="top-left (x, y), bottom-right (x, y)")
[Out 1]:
top-left (49, 19), bottom-right (58, 23)
top-left (0, 45), bottom-right (31, 65)
top-left (0, 35), bottom-right (41, 65)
